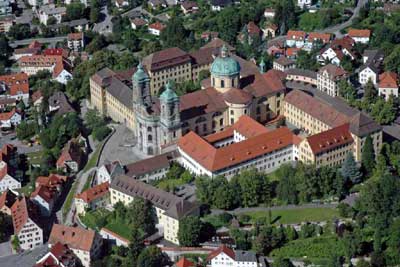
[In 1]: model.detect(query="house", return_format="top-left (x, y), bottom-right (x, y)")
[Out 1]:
top-left (110, 175), bottom-right (200, 245)
top-left (0, 108), bottom-right (21, 128)
top-left (48, 91), bottom-right (75, 115)
top-left (100, 227), bottom-right (129, 247)
top-left (148, 21), bottom-right (166, 36)
top-left (181, 1), bottom-right (199, 14)
top-left (28, 0), bottom-right (51, 6)
top-left (175, 257), bottom-right (196, 267)
top-left (362, 49), bottom-right (384, 64)
top-left (43, 48), bottom-right (69, 58)
top-left (286, 47), bottom-right (301, 59)
top-left (0, 15), bottom-right (14, 33)
top-left (149, 0), bottom-right (167, 9)
top-left (0, 161), bottom-right (21, 192)
top-left (285, 68), bottom-right (318, 86)
top-left (297, 0), bottom-right (312, 9)
top-left (0, 72), bottom-right (30, 104)
top-left (49, 224), bottom-right (103, 267)
top-left (210, 0), bottom-right (234, 11)
top-left (47, 19), bottom-right (90, 33)
top-left (305, 32), bottom-right (331, 50)
top-left (0, 189), bottom-right (18, 215)
top-left (75, 182), bottom-right (110, 215)
top-left (34, 242), bottom-right (79, 267)
top-left (318, 44), bottom-right (355, 66)
top-left (38, 4), bottom-right (66, 26)
top-left (262, 23), bottom-right (278, 39)
top-left (286, 30), bottom-right (306, 48)
top-left (238, 21), bottom-right (261, 44)
top-left (178, 116), bottom-right (299, 179)
top-left (130, 18), bottom-right (147, 30)
top-left (56, 140), bottom-right (83, 173)
top-left (30, 185), bottom-right (57, 216)
top-left (348, 28), bottom-right (371, 44)
top-left (67, 32), bottom-right (84, 52)
top-left (53, 61), bottom-right (73, 85)
top-left (11, 197), bottom-right (43, 250)
top-left (206, 245), bottom-right (259, 267)
top-left (317, 64), bottom-right (348, 97)
top-left (379, 72), bottom-right (398, 100)
top-left (13, 42), bottom-right (41, 60)
top-left (35, 174), bottom-right (68, 194)
top-left (273, 56), bottom-right (295, 72)
top-left (0, 144), bottom-right (18, 168)
top-left (263, 8), bottom-right (275, 19)
top-left (0, 97), bottom-right (16, 111)
top-left (124, 151), bottom-right (177, 182)
top-left (65, 0), bottom-right (89, 6)
top-left (267, 44), bottom-right (284, 57)
top-left (359, 63), bottom-right (379, 86)
top-left (115, 0), bottom-right (129, 9)
top-left (95, 161), bottom-right (124, 184)
top-left (31, 90), bottom-right (43, 107)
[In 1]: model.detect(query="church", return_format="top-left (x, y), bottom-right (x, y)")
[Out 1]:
top-left (90, 44), bottom-right (286, 155)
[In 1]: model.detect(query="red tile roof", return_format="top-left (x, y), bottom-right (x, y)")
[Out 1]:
top-left (11, 197), bottom-right (40, 233)
top-left (0, 108), bottom-right (18, 121)
top-left (49, 224), bottom-right (96, 252)
top-left (31, 185), bottom-right (57, 203)
top-left (222, 88), bottom-right (252, 104)
top-left (306, 124), bottom-right (353, 155)
top-left (34, 242), bottom-right (77, 267)
top-left (379, 72), bottom-right (398, 88)
top-left (348, 28), bottom-right (371, 38)
top-left (244, 69), bottom-right (286, 98)
top-left (207, 245), bottom-right (235, 261)
top-left (75, 182), bottom-right (109, 203)
top-left (286, 47), bottom-right (301, 57)
top-left (178, 126), bottom-right (296, 172)
top-left (31, 90), bottom-right (43, 103)
top-left (35, 174), bottom-right (68, 189)
top-left (149, 21), bottom-right (166, 31)
top-left (0, 144), bottom-right (16, 163)
top-left (247, 21), bottom-right (261, 36)
top-left (0, 72), bottom-right (29, 96)
top-left (176, 257), bottom-right (196, 267)
top-left (56, 140), bottom-right (82, 168)
top-left (286, 30), bottom-right (306, 40)
top-left (319, 64), bottom-right (347, 78)
top-left (29, 41), bottom-right (42, 49)
top-left (308, 32), bottom-right (331, 43)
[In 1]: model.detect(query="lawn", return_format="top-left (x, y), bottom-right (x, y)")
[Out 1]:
top-left (156, 178), bottom-right (186, 191)
top-left (270, 235), bottom-right (346, 265)
top-left (62, 179), bottom-right (78, 218)
top-left (26, 150), bottom-right (43, 166)
top-left (82, 141), bottom-right (104, 173)
top-left (239, 207), bottom-right (341, 225)
top-left (105, 221), bottom-right (132, 240)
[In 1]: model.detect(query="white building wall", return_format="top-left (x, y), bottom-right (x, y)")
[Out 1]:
top-left (17, 218), bottom-right (43, 250)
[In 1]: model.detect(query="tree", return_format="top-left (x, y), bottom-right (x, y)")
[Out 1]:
top-left (8, 24), bottom-right (32, 40)
top-left (234, 169), bottom-right (271, 207)
top-left (178, 216), bottom-right (203, 246)
top-left (0, 213), bottom-right (12, 242)
top-left (160, 16), bottom-right (189, 49)
top-left (128, 199), bottom-right (156, 235)
top-left (273, 256), bottom-right (295, 267)
top-left (361, 135), bottom-right (375, 177)
top-left (338, 80), bottom-right (357, 101)
top-left (340, 153), bottom-right (362, 184)
top-left (276, 165), bottom-right (298, 204)
top-left (66, 3), bottom-right (86, 21)
top-left (136, 246), bottom-right (168, 267)
top-left (364, 79), bottom-right (376, 104)
top-left (166, 163), bottom-right (184, 180)
top-left (274, 0), bottom-right (296, 34)
top-left (126, 227), bottom-right (144, 266)
top-left (384, 45), bottom-right (400, 74)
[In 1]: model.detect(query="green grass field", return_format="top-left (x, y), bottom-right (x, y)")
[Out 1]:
top-left (240, 207), bottom-right (341, 225)
top-left (26, 150), bottom-right (43, 165)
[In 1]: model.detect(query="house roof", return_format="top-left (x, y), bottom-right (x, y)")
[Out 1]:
top-left (222, 88), bottom-right (252, 104)
top-left (275, 56), bottom-right (295, 66)
top-left (130, 18), bottom-right (147, 26)
top-left (31, 90), bottom-right (43, 103)
top-left (247, 21), bottom-right (261, 36)
top-left (285, 68), bottom-right (317, 79)
top-left (105, 77), bottom-right (133, 109)
top-left (243, 69), bottom-right (286, 98)
top-left (31, 185), bottom-right (57, 203)
top-left (379, 72), bottom-right (398, 89)
top-left (176, 257), bottom-right (195, 267)
top-left (36, 174), bottom-right (68, 189)
top-left (235, 250), bottom-right (257, 262)
top-left (0, 189), bottom-right (17, 211)
top-left (181, 1), bottom-right (198, 10)
top-left (348, 28), bottom-right (371, 38)
top-left (67, 32), bottom-right (83, 40)
top-left (75, 182), bottom-right (109, 203)
top-left (0, 72), bottom-right (29, 96)
top-left (178, 126), bottom-right (296, 172)
top-left (49, 224), bottom-right (97, 252)
top-left (210, 0), bottom-right (233, 6)
top-left (286, 30), bottom-right (306, 40)
top-left (319, 64), bottom-right (347, 78)
top-left (308, 32), bottom-right (331, 43)
top-left (306, 124), bottom-right (353, 155)
top-left (11, 196), bottom-right (41, 234)
top-left (349, 112), bottom-right (382, 137)
top-left (111, 175), bottom-right (198, 220)
top-left (43, 48), bottom-right (69, 58)
top-left (0, 108), bottom-right (18, 121)
top-left (207, 245), bottom-right (235, 261)
top-left (142, 47), bottom-right (190, 72)
top-left (0, 144), bottom-right (16, 163)
top-left (125, 151), bottom-right (176, 177)
top-left (148, 21), bottom-right (166, 31)
top-left (56, 140), bottom-right (82, 168)
top-left (34, 242), bottom-right (77, 267)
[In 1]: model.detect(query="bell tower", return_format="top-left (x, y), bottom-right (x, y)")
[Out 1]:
top-left (132, 63), bottom-right (151, 108)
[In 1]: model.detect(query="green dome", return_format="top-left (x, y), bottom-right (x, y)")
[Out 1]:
top-left (160, 81), bottom-right (179, 103)
top-left (133, 63), bottom-right (149, 82)
top-left (210, 48), bottom-right (241, 77)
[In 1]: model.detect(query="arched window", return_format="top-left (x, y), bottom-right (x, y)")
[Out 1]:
top-left (147, 126), bottom-right (152, 132)
top-left (220, 118), bottom-right (223, 126)
top-left (221, 79), bottom-right (225, 88)
top-left (148, 134), bottom-right (153, 142)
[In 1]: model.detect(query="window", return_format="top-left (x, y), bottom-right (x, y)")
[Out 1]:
top-left (220, 118), bottom-right (223, 126)
top-left (221, 79), bottom-right (225, 88)
top-left (148, 135), bottom-right (153, 142)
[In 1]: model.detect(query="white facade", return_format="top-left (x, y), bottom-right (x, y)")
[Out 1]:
top-left (38, 5), bottom-right (66, 25)
top-left (17, 218), bottom-right (43, 250)
top-left (20, 64), bottom-right (54, 76)
top-left (0, 111), bottom-right (21, 128)
top-left (95, 165), bottom-right (112, 184)
top-left (31, 193), bottom-right (54, 217)
top-left (67, 39), bottom-right (84, 52)
top-left (297, 0), bottom-right (312, 8)
top-left (211, 252), bottom-right (236, 267)
top-left (351, 36), bottom-right (369, 44)
top-left (379, 86), bottom-right (398, 100)
top-left (317, 70), bottom-right (340, 97)
top-left (55, 69), bottom-right (73, 85)
top-left (27, 0), bottom-right (50, 7)
top-left (359, 66), bottom-right (378, 85)
top-left (285, 38), bottom-right (305, 48)
top-left (0, 165), bottom-right (21, 192)
top-left (149, 27), bottom-right (162, 36)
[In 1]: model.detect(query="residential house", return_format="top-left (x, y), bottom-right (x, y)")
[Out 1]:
top-left (149, 0), bottom-right (167, 9)
top-left (267, 44), bottom-right (284, 57)
top-left (124, 151), bottom-right (176, 182)
top-left (67, 32), bottom-right (85, 52)
top-left (0, 0), bottom-right (12, 16)
top-left (75, 182), bottom-right (110, 215)
top-left (130, 18), bottom-right (147, 30)
top-left (286, 47), bottom-right (301, 59)
top-left (305, 32), bottom-right (331, 50)
top-left (35, 173), bottom-right (69, 193)
top-left (18, 55), bottom-right (70, 81)
top-left (0, 161), bottom-right (21, 192)
top-left (379, 72), bottom-right (398, 100)
top-left (262, 23), bottom-right (278, 39)
top-left (31, 90), bottom-right (43, 108)
top-left (11, 197), bottom-right (43, 250)
top-left (30, 185), bottom-right (57, 216)
top-left (206, 245), bottom-right (259, 267)
top-left (348, 28), bottom-right (371, 44)
top-left (48, 91), bottom-right (75, 115)
top-left (95, 161), bottom-right (124, 184)
top-left (362, 49), bottom-right (384, 64)
top-left (273, 56), bottom-right (295, 72)
top-left (238, 21), bottom-right (261, 44)
top-left (210, 0), bottom-right (234, 11)
top-left (49, 224), bottom-right (103, 267)
top-left (181, 1), bottom-right (199, 14)
top-left (0, 72), bottom-right (30, 104)
top-left (34, 242), bottom-right (79, 267)
top-left (115, 0), bottom-right (129, 9)
top-left (317, 64), bottom-right (347, 97)
top-left (100, 228), bottom-right (129, 247)
top-left (263, 8), bottom-right (275, 19)
top-left (28, 0), bottom-right (51, 6)
top-left (175, 257), bottom-right (196, 267)
top-left (286, 30), bottom-right (307, 48)
top-left (56, 140), bottom-right (83, 173)
top-left (47, 19), bottom-right (90, 33)
top-left (297, 0), bottom-right (312, 9)
top-left (0, 15), bottom-right (14, 33)
top-left (0, 189), bottom-right (18, 215)
top-left (13, 41), bottom-right (42, 60)
top-left (110, 175), bottom-right (200, 245)
top-left (359, 63), bottom-right (379, 86)
top-left (38, 4), bottom-right (66, 26)
top-left (318, 36), bottom-right (355, 65)
top-left (0, 108), bottom-right (21, 128)
top-left (148, 21), bottom-right (166, 36)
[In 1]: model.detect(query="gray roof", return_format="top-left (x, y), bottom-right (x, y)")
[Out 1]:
top-left (106, 77), bottom-right (132, 109)
top-left (274, 56), bottom-right (295, 67)
top-left (47, 19), bottom-right (89, 29)
top-left (125, 151), bottom-right (177, 177)
top-left (40, 5), bottom-right (66, 15)
top-left (285, 68), bottom-right (317, 79)
top-left (349, 112), bottom-right (382, 137)
top-left (111, 175), bottom-right (199, 219)
top-left (210, 0), bottom-right (233, 6)
top-left (363, 49), bottom-right (384, 62)
top-left (359, 61), bottom-right (379, 74)
top-left (235, 250), bottom-right (257, 262)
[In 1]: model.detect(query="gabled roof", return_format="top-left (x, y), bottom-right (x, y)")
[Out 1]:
top-left (31, 185), bottom-right (57, 203)
top-left (142, 47), bottom-right (190, 72)
top-left (286, 30), bottom-right (306, 40)
top-left (246, 21), bottom-right (261, 36)
top-left (306, 124), bottom-right (353, 155)
top-left (319, 64), bottom-right (347, 78)
top-left (0, 189), bottom-right (18, 211)
top-left (148, 21), bottom-right (166, 31)
top-left (176, 257), bottom-right (195, 267)
top-left (125, 151), bottom-right (176, 177)
top-left (49, 224), bottom-right (96, 252)
top-left (0, 108), bottom-right (19, 121)
top-left (207, 245), bottom-right (235, 261)
top-left (349, 112), bottom-right (381, 137)
top-left (307, 32), bottom-right (331, 43)
top-left (35, 174), bottom-right (68, 189)
top-left (0, 72), bottom-right (29, 96)
top-left (379, 72), bottom-right (398, 89)
top-left (34, 242), bottom-right (77, 267)
top-left (275, 56), bottom-right (295, 66)
top-left (56, 140), bottom-right (82, 168)
top-left (348, 28), bottom-right (371, 38)
top-left (11, 197), bottom-right (41, 233)
top-left (75, 182), bottom-right (109, 203)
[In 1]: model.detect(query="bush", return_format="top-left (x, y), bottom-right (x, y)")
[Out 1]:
top-left (338, 203), bottom-right (354, 218)
top-left (92, 125), bottom-right (111, 141)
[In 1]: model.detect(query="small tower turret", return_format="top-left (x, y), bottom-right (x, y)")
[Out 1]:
top-left (132, 63), bottom-right (151, 107)
top-left (160, 81), bottom-right (180, 128)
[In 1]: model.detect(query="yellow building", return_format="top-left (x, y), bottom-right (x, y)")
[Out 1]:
top-left (110, 175), bottom-right (199, 245)
top-left (284, 89), bottom-right (382, 162)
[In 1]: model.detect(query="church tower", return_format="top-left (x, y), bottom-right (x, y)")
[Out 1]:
top-left (160, 81), bottom-right (182, 145)
top-left (132, 62), bottom-right (151, 107)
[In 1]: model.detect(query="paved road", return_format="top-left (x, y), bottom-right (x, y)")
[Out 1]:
top-left (10, 36), bottom-right (67, 48)
top-left (210, 203), bottom-right (338, 216)
top-left (0, 132), bottom-right (42, 154)
top-left (93, 5), bottom-right (113, 35)
top-left (0, 244), bottom-right (47, 267)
